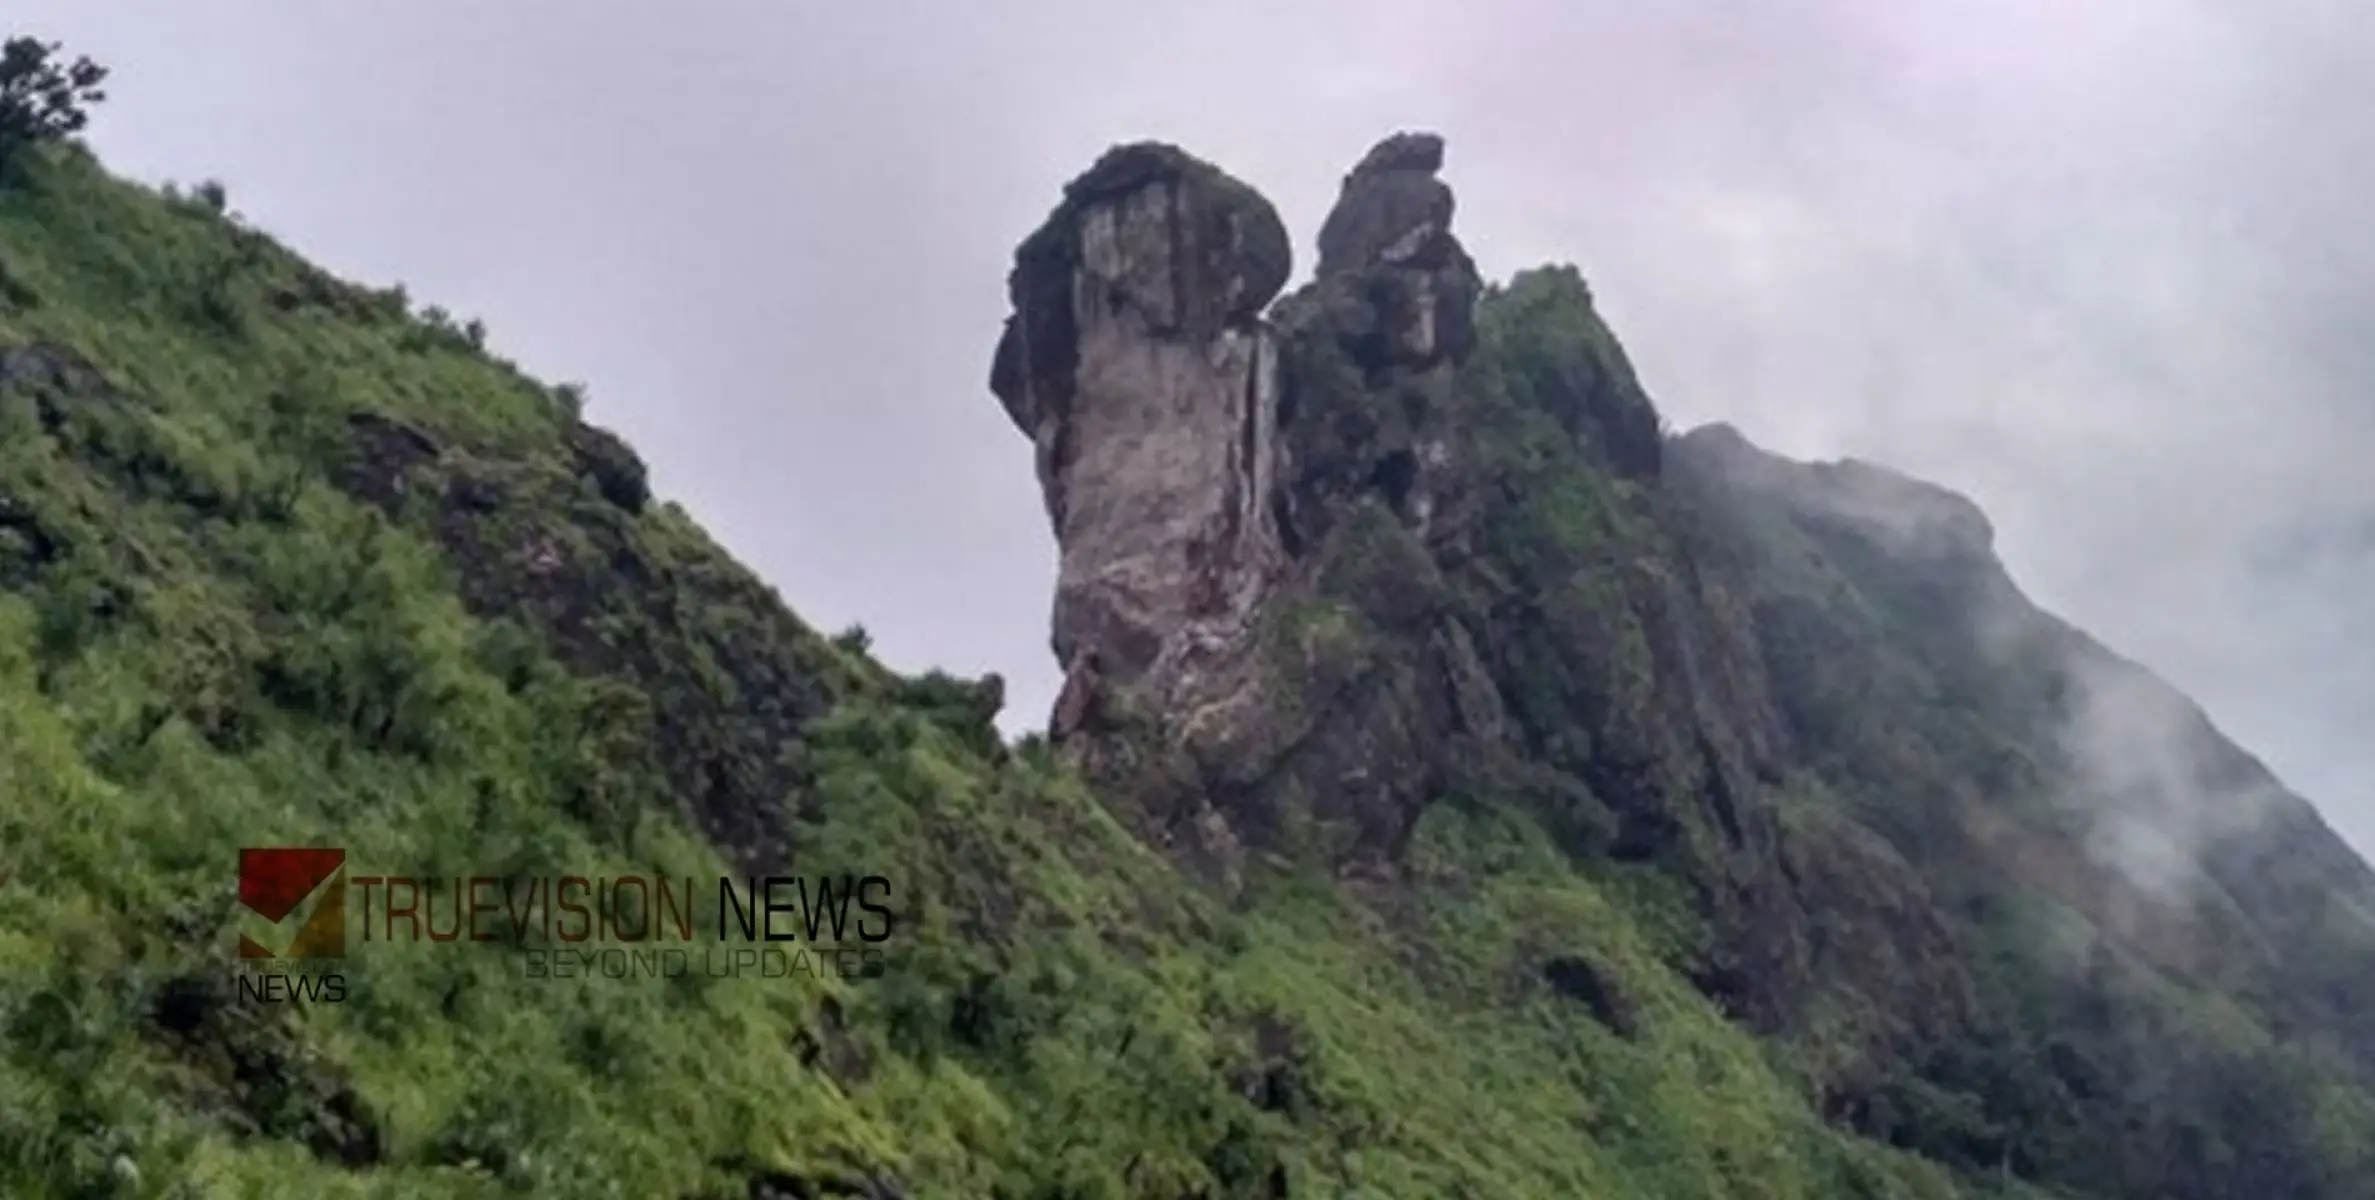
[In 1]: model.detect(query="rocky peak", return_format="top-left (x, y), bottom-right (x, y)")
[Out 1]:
top-left (988, 143), bottom-right (1294, 740)
top-left (990, 134), bottom-right (1499, 867)
top-left (1316, 131), bottom-right (1458, 275)
top-left (989, 142), bottom-right (1290, 458)
top-left (1300, 131), bottom-right (1480, 372)
top-left (1672, 422), bottom-right (1996, 562)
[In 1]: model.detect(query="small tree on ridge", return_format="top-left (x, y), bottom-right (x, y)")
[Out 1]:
top-left (0, 36), bottom-right (108, 175)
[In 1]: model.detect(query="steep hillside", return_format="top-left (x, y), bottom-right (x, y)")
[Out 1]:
top-left (1667, 426), bottom-right (2375, 1192)
top-left (0, 114), bottom-right (2369, 1200)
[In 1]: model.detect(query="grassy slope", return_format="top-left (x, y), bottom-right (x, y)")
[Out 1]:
top-left (0, 142), bottom-right (2096, 1199)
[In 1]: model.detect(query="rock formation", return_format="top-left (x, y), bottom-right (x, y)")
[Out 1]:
top-left (991, 133), bottom-right (1501, 869)
top-left (989, 143), bottom-right (1290, 734)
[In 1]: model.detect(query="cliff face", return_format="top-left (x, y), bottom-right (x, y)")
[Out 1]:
top-left (989, 137), bottom-right (1590, 855)
top-left (990, 145), bottom-right (1295, 794)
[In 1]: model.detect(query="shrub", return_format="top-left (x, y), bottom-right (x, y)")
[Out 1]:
top-left (552, 381), bottom-right (589, 418)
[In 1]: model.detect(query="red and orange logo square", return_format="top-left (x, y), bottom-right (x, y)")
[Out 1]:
top-left (237, 847), bottom-right (346, 958)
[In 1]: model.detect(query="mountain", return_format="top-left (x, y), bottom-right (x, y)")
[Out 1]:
top-left (1, 115), bottom-right (2371, 1199)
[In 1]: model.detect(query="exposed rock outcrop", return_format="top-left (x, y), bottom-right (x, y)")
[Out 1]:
top-left (1269, 131), bottom-right (1482, 557)
top-left (990, 133), bottom-right (1495, 866)
top-left (989, 143), bottom-right (1291, 730)
top-left (1307, 130), bottom-right (1479, 369)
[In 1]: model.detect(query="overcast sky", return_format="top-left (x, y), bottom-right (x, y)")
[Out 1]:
top-left (15, 1), bottom-right (2371, 855)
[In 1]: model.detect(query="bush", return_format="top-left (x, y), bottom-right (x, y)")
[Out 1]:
top-left (552, 381), bottom-right (589, 418)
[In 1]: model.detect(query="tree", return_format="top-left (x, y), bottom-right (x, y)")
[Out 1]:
top-left (0, 37), bottom-right (108, 173)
